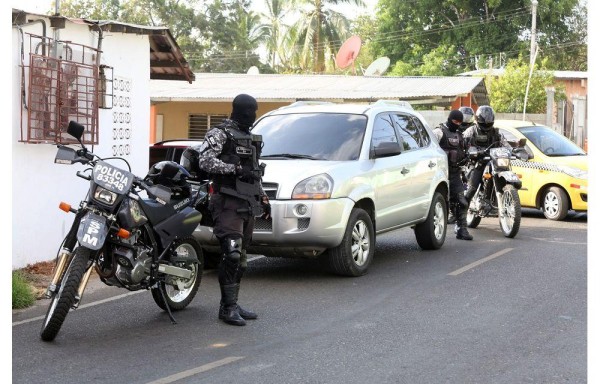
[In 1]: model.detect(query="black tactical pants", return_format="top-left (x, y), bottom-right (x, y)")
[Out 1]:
top-left (466, 163), bottom-right (486, 201)
top-left (449, 169), bottom-right (468, 227)
top-left (208, 193), bottom-right (255, 286)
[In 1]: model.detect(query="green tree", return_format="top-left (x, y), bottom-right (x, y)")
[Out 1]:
top-left (57, 0), bottom-right (208, 71)
top-left (292, 0), bottom-right (365, 73)
top-left (200, 0), bottom-right (264, 72)
top-left (487, 57), bottom-right (563, 113)
top-left (254, 0), bottom-right (294, 70)
top-left (372, 0), bottom-right (585, 73)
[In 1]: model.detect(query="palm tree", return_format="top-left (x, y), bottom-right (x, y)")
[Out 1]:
top-left (254, 0), bottom-right (293, 70)
top-left (293, 0), bottom-right (365, 73)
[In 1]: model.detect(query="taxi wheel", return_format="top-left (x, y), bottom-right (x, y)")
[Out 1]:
top-left (542, 186), bottom-right (569, 221)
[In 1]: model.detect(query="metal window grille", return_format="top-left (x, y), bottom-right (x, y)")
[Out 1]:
top-left (22, 33), bottom-right (101, 145)
top-left (188, 114), bottom-right (228, 139)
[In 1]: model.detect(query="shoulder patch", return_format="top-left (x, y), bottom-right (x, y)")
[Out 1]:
top-left (207, 136), bottom-right (218, 147)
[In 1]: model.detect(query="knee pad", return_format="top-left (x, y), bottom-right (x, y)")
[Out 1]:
top-left (222, 236), bottom-right (243, 263)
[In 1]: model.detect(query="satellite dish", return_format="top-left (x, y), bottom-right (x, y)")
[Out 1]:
top-left (247, 66), bottom-right (259, 75)
top-left (364, 56), bottom-right (391, 76)
top-left (335, 35), bottom-right (362, 71)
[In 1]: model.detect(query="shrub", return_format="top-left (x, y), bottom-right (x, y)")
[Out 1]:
top-left (12, 271), bottom-right (35, 309)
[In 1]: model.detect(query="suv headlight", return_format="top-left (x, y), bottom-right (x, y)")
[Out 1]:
top-left (94, 186), bottom-right (117, 205)
top-left (292, 174), bottom-right (333, 199)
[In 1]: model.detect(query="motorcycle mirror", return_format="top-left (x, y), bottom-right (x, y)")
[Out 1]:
top-left (67, 121), bottom-right (85, 141)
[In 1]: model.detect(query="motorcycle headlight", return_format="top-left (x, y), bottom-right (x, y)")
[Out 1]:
top-left (495, 158), bottom-right (511, 168)
top-left (557, 165), bottom-right (587, 180)
top-left (94, 186), bottom-right (117, 205)
top-left (292, 174), bottom-right (333, 199)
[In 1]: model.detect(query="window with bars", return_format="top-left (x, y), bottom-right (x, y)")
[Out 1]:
top-left (188, 114), bottom-right (228, 139)
top-left (22, 33), bottom-right (106, 145)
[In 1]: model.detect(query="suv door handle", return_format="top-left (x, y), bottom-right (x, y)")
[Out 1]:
top-left (401, 167), bottom-right (410, 175)
top-left (428, 161), bottom-right (436, 168)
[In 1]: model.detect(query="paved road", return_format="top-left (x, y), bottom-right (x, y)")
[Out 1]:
top-left (12, 209), bottom-right (588, 384)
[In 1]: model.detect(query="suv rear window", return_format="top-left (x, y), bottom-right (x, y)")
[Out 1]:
top-left (253, 113), bottom-right (367, 161)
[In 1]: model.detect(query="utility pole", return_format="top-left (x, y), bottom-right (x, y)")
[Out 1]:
top-left (530, 0), bottom-right (538, 67)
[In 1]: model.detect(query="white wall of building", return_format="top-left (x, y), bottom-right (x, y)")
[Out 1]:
top-left (12, 17), bottom-right (150, 269)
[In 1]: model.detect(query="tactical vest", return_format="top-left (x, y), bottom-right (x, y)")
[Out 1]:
top-left (212, 123), bottom-right (264, 213)
top-left (472, 126), bottom-right (500, 148)
top-left (438, 124), bottom-right (465, 167)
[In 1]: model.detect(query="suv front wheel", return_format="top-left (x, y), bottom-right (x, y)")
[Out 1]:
top-left (414, 192), bottom-right (447, 250)
top-left (327, 208), bottom-right (375, 277)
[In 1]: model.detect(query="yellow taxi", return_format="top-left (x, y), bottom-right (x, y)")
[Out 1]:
top-left (494, 120), bottom-right (587, 220)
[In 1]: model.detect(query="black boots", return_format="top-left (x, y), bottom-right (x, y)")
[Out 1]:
top-left (219, 283), bottom-right (257, 326)
top-left (456, 226), bottom-right (473, 240)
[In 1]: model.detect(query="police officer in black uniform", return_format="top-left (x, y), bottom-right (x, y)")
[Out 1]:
top-left (462, 105), bottom-right (505, 203)
top-left (433, 109), bottom-right (473, 240)
top-left (446, 106), bottom-right (476, 225)
top-left (192, 94), bottom-right (270, 326)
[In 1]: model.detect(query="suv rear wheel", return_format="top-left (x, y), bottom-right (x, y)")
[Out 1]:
top-left (327, 208), bottom-right (374, 277)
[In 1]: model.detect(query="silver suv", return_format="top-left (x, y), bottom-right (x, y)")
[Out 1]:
top-left (194, 100), bottom-right (450, 276)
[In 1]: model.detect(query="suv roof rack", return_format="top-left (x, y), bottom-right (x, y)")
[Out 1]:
top-left (372, 99), bottom-right (413, 110)
top-left (279, 100), bottom-right (336, 109)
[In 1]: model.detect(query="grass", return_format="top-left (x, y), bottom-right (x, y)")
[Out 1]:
top-left (12, 270), bottom-right (36, 309)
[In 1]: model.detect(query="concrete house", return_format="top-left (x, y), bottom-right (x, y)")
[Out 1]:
top-left (149, 73), bottom-right (491, 141)
top-left (11, 8), bottom-right (193, 268)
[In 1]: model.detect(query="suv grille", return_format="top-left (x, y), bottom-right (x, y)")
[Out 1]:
top-left (262, 182), bottom-right (278, 200)
top-left (254, 217), bottom-right (272, 231)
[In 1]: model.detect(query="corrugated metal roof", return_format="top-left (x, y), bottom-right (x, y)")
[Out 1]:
top-left (459, 68), bottom-right (588, 80)
top-left (150, 73), bottom-right (489, 105)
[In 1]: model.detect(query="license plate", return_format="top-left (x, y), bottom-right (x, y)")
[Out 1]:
top-left (93, 161), bottom-right (134, 194)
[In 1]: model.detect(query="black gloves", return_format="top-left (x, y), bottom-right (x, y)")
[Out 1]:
top-left (260, 196), bottom-right (271, 220)
top-left (236, 165), bottom-right (255, 180)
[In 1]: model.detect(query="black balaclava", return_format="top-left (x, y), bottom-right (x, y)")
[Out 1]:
top-left (446, 109), bottom-right (464, 132)
top-left (230, 94), bottom-right (258, 131)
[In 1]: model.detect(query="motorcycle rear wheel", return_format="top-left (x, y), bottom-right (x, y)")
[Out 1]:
top-left (498, 184), bottom-right (521, 238)
top-left (151, 237), bottom-right (203, 311)
top-left (40, 247), bottom-right (90, 342)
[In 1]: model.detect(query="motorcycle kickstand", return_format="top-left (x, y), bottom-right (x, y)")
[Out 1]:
top-left (158, 284), bottom-right (177, 324)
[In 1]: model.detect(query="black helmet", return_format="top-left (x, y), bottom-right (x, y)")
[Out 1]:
top-left (180, 146), bottom-right (202, 177)
top-left (146, 161), bottom-right (190, 187)
top-left (458, 106), bottom-right (475, 129)
top-left (475, 105), bottom-right (495, 132)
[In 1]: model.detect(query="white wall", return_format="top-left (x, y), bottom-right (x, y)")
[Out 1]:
top-left (12, 18), bottom-right (150, 269)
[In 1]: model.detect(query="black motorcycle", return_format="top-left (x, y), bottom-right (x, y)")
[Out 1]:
top-left (465, 138), bottom-right (529, 238)
top-left (41, 121), bottom-right (206, 342)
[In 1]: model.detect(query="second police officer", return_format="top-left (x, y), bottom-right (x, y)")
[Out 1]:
top-left (433, 109), bottom-right (473, 240)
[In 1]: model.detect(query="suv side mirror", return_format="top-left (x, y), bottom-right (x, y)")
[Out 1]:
top-left (373, 141), bottom-right (402, 158)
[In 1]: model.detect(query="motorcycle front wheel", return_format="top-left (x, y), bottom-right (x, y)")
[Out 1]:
top-left (151, 237), bottom-right (203, 311)
top-left (498, 184), bottom-right (522, 238)
top-left (466, 195), bottom-right (482, 228)
top-left (40, 247), bottom-right (91, 342)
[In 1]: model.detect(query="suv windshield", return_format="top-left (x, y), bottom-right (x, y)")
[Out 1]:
top-left (252, 113), bottom-right (367, 161)
top-left (518, 126), bottom-right (586, 157)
